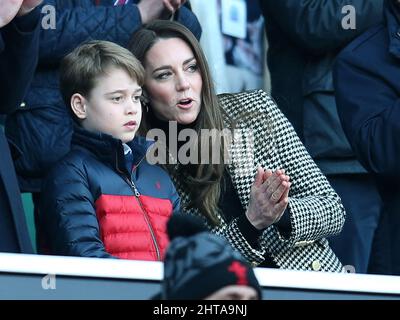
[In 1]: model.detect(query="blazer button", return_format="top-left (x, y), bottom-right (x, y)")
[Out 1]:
top-left (312, 260), bottom-right (321, 271)
top-left (294, 240), bottom-right (315, 247)
top-left (20, 102), bottom-right (26, 108)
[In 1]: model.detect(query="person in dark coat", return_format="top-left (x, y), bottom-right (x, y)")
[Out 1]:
top-left (5, 0), bottom-right (201, 194)
top-left (259, 0), bottom-right (384, 274)
top-left (334, 0), bottom-right (400, 275)
top-left (0, 0), bottom-right (43, 253)
top-left (3, 0), bottom-right (201, 247)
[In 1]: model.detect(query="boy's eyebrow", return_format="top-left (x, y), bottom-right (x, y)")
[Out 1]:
top-left (105, 87), bottom-right (142, 95)
top-left (152, 57), bottom-right (196, 73)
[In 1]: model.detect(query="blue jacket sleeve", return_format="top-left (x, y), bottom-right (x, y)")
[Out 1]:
top-left (333, 34), bottom-right (400, 175)
top-left (175, 5), bottom-right (202, 40)
top-left (0, 7), bottom-right (41, 114)
top-left (40, 159), bottom-right (115, 258)
top-left (39, 1), bottom-right (201, 65)
top-left (261, 0), bottom-right (383, 54)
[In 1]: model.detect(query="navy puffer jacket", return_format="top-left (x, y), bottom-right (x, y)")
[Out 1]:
top-left (40, 125), bottom-right (180, 260)
top-left (5, 0), bottom-right (202, 192)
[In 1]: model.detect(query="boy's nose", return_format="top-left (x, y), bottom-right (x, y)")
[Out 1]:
top-left (126, 100), bottom-right (139, 114)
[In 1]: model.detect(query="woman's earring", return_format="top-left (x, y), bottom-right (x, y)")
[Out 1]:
top-left (141, 95), bottom-right (150, 113)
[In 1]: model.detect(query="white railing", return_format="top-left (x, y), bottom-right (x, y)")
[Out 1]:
top-left (0, 253), bottom-right (399, 296)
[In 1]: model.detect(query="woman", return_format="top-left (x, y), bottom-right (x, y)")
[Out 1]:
top-left (128, 20), bottom-right (345, 271)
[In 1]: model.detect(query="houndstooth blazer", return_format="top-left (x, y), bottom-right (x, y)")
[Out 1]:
top-left (173, 90), bottom-right (345, 272)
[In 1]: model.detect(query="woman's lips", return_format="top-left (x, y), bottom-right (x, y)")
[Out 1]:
top-left (177, 99), bottom-right (193, 109)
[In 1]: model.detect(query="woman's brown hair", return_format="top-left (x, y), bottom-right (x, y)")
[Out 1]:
top-left (128, 20), bottom-right (227, 225)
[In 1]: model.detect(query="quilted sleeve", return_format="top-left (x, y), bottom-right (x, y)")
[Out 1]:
top-left (39, 1), bottom-right (201, 65)
top-left (0, 7), bottom-right (40, 114)
top-left (39, 2), bottom-right (140, 64)
top-left (175, 5), bottom-right (202, 40)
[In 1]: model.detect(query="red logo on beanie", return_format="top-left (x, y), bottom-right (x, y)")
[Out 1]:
top-left (228, 261), bottom-right (248, 285)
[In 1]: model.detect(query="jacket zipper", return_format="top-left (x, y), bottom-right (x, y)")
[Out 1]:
top-left (116, 153), bottom-right (161, 261)
top-left (126, 177), bottom-right (161, 261)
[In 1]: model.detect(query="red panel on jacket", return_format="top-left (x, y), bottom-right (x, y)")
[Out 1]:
top-left (95, 194), bottom-right (172, 261)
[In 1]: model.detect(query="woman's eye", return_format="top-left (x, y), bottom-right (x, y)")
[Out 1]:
top-left (187, 64), bottom-right (198, 72)
top-left (155, 72), bottom-right (171, 80)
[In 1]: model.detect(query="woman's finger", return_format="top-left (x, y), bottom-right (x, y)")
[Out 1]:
top-left (253, 167), bottom-right (264, 188)
top-left (162, 0), bottom-right (175, 12)
top-left (278, 182), bottom-right (291, 203)
top-left (265, 172), bottom-right (286, 195)
top-left (262, 169), bottom-right (273, 183)
top-left (261, 171), bottom-right (279, 193)
top-left (270, 181), bottom-right (288, 203)
top-left (273, 196), bottom-right (289, 223)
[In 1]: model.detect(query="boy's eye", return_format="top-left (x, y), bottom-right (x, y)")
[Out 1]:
top-left (132, 95), bottom-right (141, 103)
top-left (111, 96), bottom-right (123, 102)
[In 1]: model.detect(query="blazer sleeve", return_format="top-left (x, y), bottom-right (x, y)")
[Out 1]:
top-left (210, 90), bottom-right (346, 265)
top-left (40, 159), bottom-right (115, 259)
top-left (261, 92), bottom-right (346, 244)
top-left (0, 7), bottom-right (40, 114)
top-left (261, 0), bottom-right (383, 54)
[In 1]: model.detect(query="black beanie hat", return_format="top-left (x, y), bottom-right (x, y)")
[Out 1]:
top-left (162, 214), bottom-right (261, 300)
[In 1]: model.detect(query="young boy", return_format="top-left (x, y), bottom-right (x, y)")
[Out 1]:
top-left (39, 40), bottom-right (180, 261)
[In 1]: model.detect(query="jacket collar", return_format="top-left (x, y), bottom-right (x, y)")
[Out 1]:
top-left (71, 124), bottom-right (154, 175)
top-left (386, 0), bottom-right (400, 58)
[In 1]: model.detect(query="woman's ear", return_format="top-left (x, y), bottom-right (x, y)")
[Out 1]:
top-left (70, 93), bottom-right (87, 120)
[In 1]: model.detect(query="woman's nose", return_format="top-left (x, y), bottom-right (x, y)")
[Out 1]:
top-left (176, 74), bottom-right (190, 91)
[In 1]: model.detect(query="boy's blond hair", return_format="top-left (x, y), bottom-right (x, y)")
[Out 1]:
top-left (60, 40), bottom-right (145, 121)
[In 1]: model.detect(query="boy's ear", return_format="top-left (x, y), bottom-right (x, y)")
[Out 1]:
top-left (70, 93), bottom-right (87, 120)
